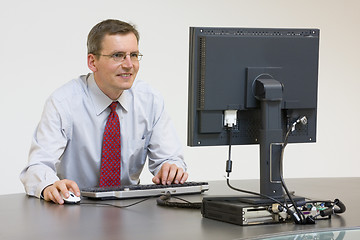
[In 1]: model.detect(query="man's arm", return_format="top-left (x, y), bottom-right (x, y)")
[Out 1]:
top-left (20, 97), bottom-right (69, 199)
top-left (146, 93), bottom-right (188, 184)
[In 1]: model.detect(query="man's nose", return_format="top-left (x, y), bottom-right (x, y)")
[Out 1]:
top-left (121, 55), bottom-right (133, 68)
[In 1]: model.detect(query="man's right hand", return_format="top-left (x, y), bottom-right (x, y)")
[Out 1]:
top-left (43, 179), bottom-right (80, 205)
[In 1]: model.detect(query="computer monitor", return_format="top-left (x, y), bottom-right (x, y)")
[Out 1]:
top-left (188, 27), bottom-right (319, 200)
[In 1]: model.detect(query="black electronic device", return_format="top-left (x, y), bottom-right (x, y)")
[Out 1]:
top-left (201, 196), bottom-right (345, 226)
top-left (188, 27), bottom-right (319, 202)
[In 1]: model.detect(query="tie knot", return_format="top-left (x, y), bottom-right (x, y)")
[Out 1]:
top-left (109, 102), bottom-right (118, 112)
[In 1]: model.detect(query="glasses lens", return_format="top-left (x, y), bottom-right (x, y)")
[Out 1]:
top-left (108, 52), bottom-right (142, 62)
top-left (129, 53), bottom-right (142, 61)
top-left (112, 53), bottom-right (125, 62)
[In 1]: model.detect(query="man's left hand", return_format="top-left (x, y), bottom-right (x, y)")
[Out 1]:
top-left (152, 163), bottom-right (188, 185)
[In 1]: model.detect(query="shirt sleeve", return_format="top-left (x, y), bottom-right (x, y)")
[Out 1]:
top-left (146, 97), bottom-right (187, 176)
top-left (19, 97), bottom-right (69, 198)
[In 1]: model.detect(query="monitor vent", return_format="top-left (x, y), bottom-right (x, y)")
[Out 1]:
top-left (238, 118), bottom-right (261, 139)
top-left (218, 117), bottom-right (261, 144)
top-left (199, 28), bottom-right (318, 37)
top-left (198, 37), bottom-right (206, 109)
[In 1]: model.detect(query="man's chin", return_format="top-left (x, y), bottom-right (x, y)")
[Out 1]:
top-left (114, 77), bottom-right (135, 88)
top-left (118, 82), bottom-right (134, 91)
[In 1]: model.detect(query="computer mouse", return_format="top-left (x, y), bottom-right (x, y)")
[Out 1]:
top-left (61, 191), bottom-right (81, 204)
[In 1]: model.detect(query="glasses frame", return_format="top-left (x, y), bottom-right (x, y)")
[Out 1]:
top-left (93, 52), bottom-right (143, 62)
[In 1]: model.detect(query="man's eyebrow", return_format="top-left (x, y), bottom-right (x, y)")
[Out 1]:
top-left (108, 51), bottom-right (126, 54)
top-left (111, 50), bottom-right (140, 54)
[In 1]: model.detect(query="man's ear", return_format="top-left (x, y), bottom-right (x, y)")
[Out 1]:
top-left (87, 54), bottom-right (97, 72)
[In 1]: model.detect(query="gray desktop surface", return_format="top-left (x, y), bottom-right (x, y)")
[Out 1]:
top-left (1, 178), bottom-right (359, 240)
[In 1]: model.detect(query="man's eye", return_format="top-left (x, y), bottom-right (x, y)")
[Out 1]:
top-left (112, 53), bottom-right (125, 59)
top-left (130, 53), bottom-right (139, 58)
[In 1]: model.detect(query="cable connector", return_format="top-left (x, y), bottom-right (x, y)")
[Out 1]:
top-left (224, 110), bottom-right (237, 127)
top-left (291, 116), bottom-right (307, 131)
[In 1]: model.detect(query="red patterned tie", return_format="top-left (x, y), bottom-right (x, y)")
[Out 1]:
top-left (99, 102), bottom-right (121, 187)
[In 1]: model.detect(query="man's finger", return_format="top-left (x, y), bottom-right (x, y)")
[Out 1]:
top-left (166, 164), bottom-right (178, 185)
top-left (67, 181), bottom-right (81, 197)
top-left (160, 163), bottom-right (170, 185)
top-left (56, 181), bottom-right (70, 199)
top-left (152, 176), bottom-right (161, 184)
top-left (180, 172), bottom-right (188, 184)
top-left (152, 167), bottom-right (163, 184)
top-left (49, 187), bottom-right (64, 204)
top-left (173, 167), bottom-right (184, 184)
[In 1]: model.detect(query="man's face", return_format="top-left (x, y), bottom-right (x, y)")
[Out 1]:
top-left (88, 32), bottom-right (140, 100)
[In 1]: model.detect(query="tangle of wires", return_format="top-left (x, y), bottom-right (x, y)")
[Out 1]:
top-left (225, 117), bottom-right (346, 224)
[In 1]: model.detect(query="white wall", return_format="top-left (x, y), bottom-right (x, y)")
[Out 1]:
top-left (1, 0), bottom-right (359, 195)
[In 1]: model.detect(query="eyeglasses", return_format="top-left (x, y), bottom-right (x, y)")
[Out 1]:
top-left (94, 52), bottom-right (143, 62)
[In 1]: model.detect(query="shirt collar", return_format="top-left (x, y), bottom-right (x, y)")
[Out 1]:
top-left (87, 73), bottom-right (129, 115)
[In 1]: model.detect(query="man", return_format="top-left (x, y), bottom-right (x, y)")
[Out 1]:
top-left (20, 19), bottom-right (188, 204)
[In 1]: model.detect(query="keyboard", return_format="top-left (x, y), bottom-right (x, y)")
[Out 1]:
top-left (81, 182), bottom-right (209, 200)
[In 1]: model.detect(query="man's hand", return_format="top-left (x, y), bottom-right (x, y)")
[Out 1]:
top-left (43, 179), bottom-right (80, 205)
top-left (152, 163), bottom-right (188, 185)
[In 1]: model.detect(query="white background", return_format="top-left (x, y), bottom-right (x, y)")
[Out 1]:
top-left (1, 0), bottom-right (359, 195)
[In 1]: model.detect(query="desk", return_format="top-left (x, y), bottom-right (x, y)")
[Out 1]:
top-left (1, 178), bottom-right (359, 240)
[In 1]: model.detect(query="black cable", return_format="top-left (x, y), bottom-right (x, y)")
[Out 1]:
top-left (79, 196), bottom-right (154, 208)
top-left (280, 125), bottom-right (346, 222)
top-left (226, 126), bottom-right (233, 178)
top-left (156, 193), bottom-right (202, 209)
top-left (228, 127), bottom-right (232, 165)
top-left (279, 120), bottom-right (306, 223)
top-left (226, 178), bottom-right (287, 207)
top-left (172, 196), bottom-right (195, 204)
top-left (225, 127), bottom-right (289, 209)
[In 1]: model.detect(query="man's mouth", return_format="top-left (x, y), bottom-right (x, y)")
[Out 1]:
top-left (117, 73), bottom-right (132, 77)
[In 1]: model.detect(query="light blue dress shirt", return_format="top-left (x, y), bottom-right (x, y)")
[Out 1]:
top-left (20, 73), bottom-right (186, 198)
